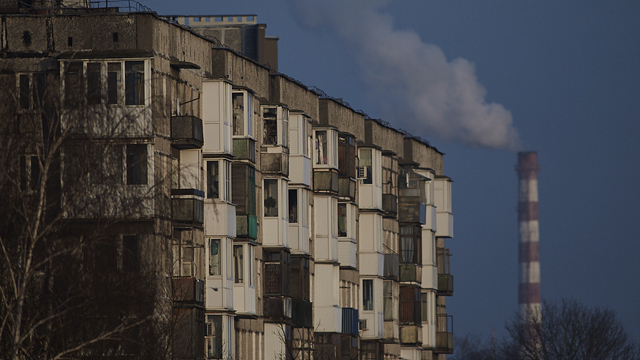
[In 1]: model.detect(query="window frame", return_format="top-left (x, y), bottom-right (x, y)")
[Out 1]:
top-left (363, 279), bottom-right (373, 311)
top-left (208, 238), bottom-right (221, 276)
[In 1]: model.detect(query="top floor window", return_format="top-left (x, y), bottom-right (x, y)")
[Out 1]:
top-left (62, 60), bottom-right (147, 107)
top-left (359, 149), bottom-right (373, 184)
top-left (232, 91), bottom-right (253, 138)
top-left (313, 129), bottom-right (338, 168)
top-left (262, 106), bottom-right (288, 147)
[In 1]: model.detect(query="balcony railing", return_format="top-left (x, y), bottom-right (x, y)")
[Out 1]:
top-left (171, 115), bottom-right (203, 149)
top-left (172, 277), bottom-right (204, 305)
top-left (399, 263), bottom-right (422, 283)
top-left (382, 194), bottom-right (398, 215)
top-left (338, 177), bottom-right (356, 200)
top-left (233, 138), bottom-right (256, 163)
top-left (260, 151), bottom-right (289, 176)
top-left (435, 314), bottom-right (454, 354)
top-left (314, 169), bottom-right (339, 194)
top-left (172, 189), bottom-right (204, 226)
top-left (438, 274), bottom-right (454, 296)
top-left (383, 253), bottom-right (399, 280)
top-left (341, 307), bottom-right (359, 336)
top-left (236, 214), bottom-right (257, 240)
top-left (292, 299), bottom-right (313, 328)
top-left (398, 197), bottom-right (426, 224)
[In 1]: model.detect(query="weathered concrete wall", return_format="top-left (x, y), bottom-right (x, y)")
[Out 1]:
top-left (365, 119), bottom-right (404, 159)
top-left (211, 48), bottom-right (269, 99)
top-left (318, 99), bottom-right (365, 140)
top-left (269, 74), bottom-right (318, 121)
top-left (403, 138), bottom-right (443, 175)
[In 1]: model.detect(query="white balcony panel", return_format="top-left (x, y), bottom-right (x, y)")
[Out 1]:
top-left (359, 253), bottom-right (383, 277)
top-left (233, 284), bottom-right (256, 315)
top-left (204, 202), bottom-right (236, 238)
top-left (205, 277), bottom-right (234, 311)
top-left (400, 348), bottom-right (421, 360)
top-left (289, 155), bottom-right (311, 186)
top-left (314, 263), bottom-right (340, 307)
top-left (313, 305), bottom-right (342, 333)
top-left (202, 80), bottom-right (233, 155)
top-left (289, 222), bottom-right (310, 255)
top-left (436, 212), bottom-right (454, 238)
top-left (359, 212), bottom-right (383, 253)
top-left (338, 239), bottom-right (357, 268)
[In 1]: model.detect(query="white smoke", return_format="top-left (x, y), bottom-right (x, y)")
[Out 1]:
top-left (290, 0), bottom-right (520, 150)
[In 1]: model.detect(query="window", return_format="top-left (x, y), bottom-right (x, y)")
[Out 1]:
top-left (383, 280), bottom-right (393, 321)
top-left (233, 91), bottom-right (253, 136)
top-left (248, 166), bottom-right (256, 215)
top-left (125, 61), bottom-right (144, 105)
top-left (126, 144), bottom-right (147, 185)
top-left (87, 62), bottom-right (102, 105)
top-left (264, 179), bottom-right (278, 217)
top-left (209, 239), bottom-right (221, 276)
top-left (337, 203), bottom-right (347, 237)
top-left (19, 74), bottom-right (30, 109)
top-left (360, 149), bottom-right (373, 184)
top-left (421, 293), bottom-right (429, 322)
top-left (122, 235), bottom-right (140, 273)
top-left (289, 189), bottom-right (298, 223)
top-left (20, 155), bottom-right (39, 191)
top-left (206, 315), bottom-right (222, 359)
top-left (400, 286), bottom-right (421, 325)
top-left (234, 245), bottom-right (243, 283)
top-left (263, 107), bottom-right (277, 145)
top-left (64, 62), bottom-right (83, 108)
top-left (207, 161), bottom-right (219, 199)
top-left (315, 131), bottom-right (328, 165)
top-left (107, 62), bottom-right (121, 105)
top-left (400, 225), bottom-right (421, 263)
top-left (338, 134), bottom-right (356, 178)
top-left (363, 279), bottom-right (373, 311)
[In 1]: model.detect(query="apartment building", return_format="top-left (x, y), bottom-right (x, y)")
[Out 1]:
top-left (0, 2), bottom-right (454, 360)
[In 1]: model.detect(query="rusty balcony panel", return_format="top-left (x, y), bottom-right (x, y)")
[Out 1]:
top-left (233, 137), bottom-right (256, 163)
top-left (382, 194), bottom-right (398, 215)
top-left (171, 115), bottom-right (203, 149)
top-left (171, 189), bottom-right (204, 226)
top-left (383, 253), bottom-right (399, 280)
top-left (338, 177), bottom-right (356, 200)
top-left (260, 151), bottom-right (289, 177)
top-left (314, 169), bottom-right (339, 194)
top-left (437, 274), bottom-right (453, 296)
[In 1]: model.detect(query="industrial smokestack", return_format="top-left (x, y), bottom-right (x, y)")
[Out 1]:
top-left (517, 152), bottom-right (541, 318)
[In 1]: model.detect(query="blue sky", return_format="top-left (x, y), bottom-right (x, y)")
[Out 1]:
top-left (154, 0), bottom-right (640, 342)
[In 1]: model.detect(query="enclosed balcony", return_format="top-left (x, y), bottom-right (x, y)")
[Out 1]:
top-left (171, 115), bottom-right (204, 149)
top-left (435, 314), bottom-right (454, 354)
top-left (172, 189), bottom-right (204, 226)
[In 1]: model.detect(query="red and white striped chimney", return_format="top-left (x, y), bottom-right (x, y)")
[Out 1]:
top-left (517, 152), bottom-right (541, 318)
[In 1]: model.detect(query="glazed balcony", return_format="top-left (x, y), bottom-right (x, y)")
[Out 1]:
top-left (437, 248), bottom-right (453, 296)
top-left (171, 115), bottom-right (203, 149)
top-left (236, 214), bottom-right (257, 240)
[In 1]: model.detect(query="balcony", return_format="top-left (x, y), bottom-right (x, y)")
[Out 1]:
top-left (233, 138), bottom-right (256, 163)
top-left (171, 115), bottom-right (203, 149)
top-left (172, 277), bottom-right (204, 305)
top-left (264, 296), bottom-right (292, 321)
top-left (341, 307), bottom-right (359, 336)
top-left (292, 299), bottom-right (313, 328)
top-left (236, 214), bottom-right (257, 240)
top-left (382, 194), bottom-right (398, 216)
top-left (400, 325), bottom-right (422, 345)
top-left (438, 274), bottom-right (454, 296)
top-left (314, 169), bottom-right (339, 193)
top-left (172, 189), bottom-right (204, 226)
top-left (383, 253), bottom-right (399, 280)
top-left (435, 314), bottom-right (454, 354)
top-left (399, 263), bottom-right (422, 283)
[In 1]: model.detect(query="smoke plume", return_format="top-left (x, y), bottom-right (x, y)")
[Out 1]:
top-left (290, 0), bottom-right (520, 150)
